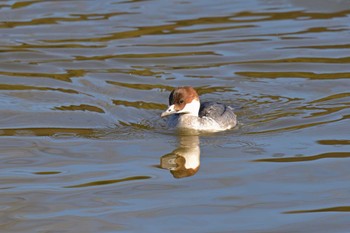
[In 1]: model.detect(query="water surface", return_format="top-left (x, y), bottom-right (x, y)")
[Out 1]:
top-left (1, 0), bottom-right (350, 232)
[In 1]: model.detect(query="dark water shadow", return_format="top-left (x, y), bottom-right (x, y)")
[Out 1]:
top-left (284, 206), bottom-right (350, 214)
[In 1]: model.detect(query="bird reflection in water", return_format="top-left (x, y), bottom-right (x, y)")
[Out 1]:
top-left (160, 134), bottom-right (200, 178)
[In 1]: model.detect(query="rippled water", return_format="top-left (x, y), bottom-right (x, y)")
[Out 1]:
top-left (1, 0), bottom-right (350, 232)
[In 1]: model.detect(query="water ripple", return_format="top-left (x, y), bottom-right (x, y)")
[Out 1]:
top-left (1, 0), bottom-right (350, 232)
top-left (254, 152), bottom-right (350, 163)
top-left (64, 176), bottom-right (151, 188)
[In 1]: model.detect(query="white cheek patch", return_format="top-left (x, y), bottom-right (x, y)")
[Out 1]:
top-left (178, 100), bottom-right (200, 116)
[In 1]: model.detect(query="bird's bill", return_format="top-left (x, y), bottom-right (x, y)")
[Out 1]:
top-left (161, 104), bottom-right (177, 117)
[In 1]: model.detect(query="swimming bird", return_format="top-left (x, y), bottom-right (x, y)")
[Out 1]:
top-left (161, 86), bottom-right (237, 132)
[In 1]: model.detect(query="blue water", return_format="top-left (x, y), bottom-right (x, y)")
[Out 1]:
top-left (1, 0), bottom-right (350, 232)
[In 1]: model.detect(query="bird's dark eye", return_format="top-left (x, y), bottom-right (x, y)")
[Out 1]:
top-left (179, 99), bottom-right (184, 104)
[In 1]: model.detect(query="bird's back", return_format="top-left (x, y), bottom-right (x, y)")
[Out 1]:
top-left (199, 102), bottom-right (237, 129)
